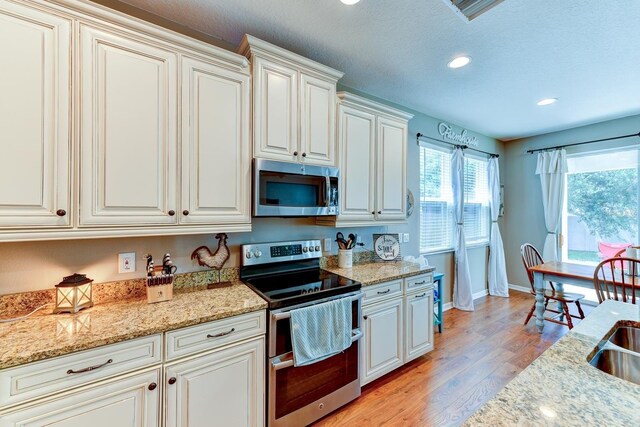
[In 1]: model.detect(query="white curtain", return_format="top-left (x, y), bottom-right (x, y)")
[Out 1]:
top-left (451, 148), bottom-right (474, 311)
top-left (487, 157), bottom-right (509, 297)
top-left (536, 149), bottom-right (568, 261)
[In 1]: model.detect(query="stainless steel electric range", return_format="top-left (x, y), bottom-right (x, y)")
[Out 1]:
top-left (240, 240), bottom-right (362, 427)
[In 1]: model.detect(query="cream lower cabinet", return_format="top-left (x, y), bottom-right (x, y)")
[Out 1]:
top-left (0, 369), bottom-right (161, 427)
top-left (164, 336), bottom-right (265, 427)
top-left (404, 288), bottom-right (435, 362)
top-left (0, 0), bottom-right (72, 228)
top-left (361, 296), bottom-right (404, 386)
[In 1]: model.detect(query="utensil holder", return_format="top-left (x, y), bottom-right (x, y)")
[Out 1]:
top-left (338, 249), bottom-right (353, 268)
top-left (146, 266), bottom-right (174, 303)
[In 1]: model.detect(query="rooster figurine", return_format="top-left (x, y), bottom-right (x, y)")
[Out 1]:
top-left (191, 233), bottom-right (230, 270)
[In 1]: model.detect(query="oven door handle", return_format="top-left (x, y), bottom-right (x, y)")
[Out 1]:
top-left (272, 293), bottom-right (363, 321)
top-left (271, 328), bottom-right (363, 371)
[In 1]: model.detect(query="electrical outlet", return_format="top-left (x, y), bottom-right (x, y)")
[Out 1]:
top-left (118, 252), bottom-right (136, 273)
top-left (403, 233), bottom-right (410, 243)
top-left (323, 238), bottom-right (331, 252)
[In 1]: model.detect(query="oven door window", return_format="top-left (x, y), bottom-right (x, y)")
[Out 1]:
top-left (259, 171), bottom-right (325, 207)
top-left (273, 344), bottom-right (358, 420)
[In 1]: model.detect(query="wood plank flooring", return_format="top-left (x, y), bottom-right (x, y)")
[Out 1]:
top-left (313, 290), bottom-right (593, 427)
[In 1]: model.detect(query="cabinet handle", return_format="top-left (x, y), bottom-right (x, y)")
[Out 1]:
top-left (182, 210), bottom-right (189, 216)
top-left (415, 293), bottom-right (427, 298)
top-left (207, 328), bottom-right (235, 339)
top-left (415, 281), bottom-right (427, 285)
top-left (293, 151), bottom-right (298, 156)
top-left (168, 377), bottom-right (177, 385)
top-left (377, 211), bottom-right (381, 214)
top-left (302, 152), bottom-right (307, 157)
top-left (67, 359), bottom-right (112, 375)
top-left (148, 382), bottom-right (157, 391)
top-left (371, 211), bottom-right (375, 215)
top-left (56, 209), bottom-right (66, 217)
top-left (168, 210), bottom-right (176, 216)
top-left (363, 315), bottom-right (368, 320)
top-left (377, 289), bottom-right (391, 295)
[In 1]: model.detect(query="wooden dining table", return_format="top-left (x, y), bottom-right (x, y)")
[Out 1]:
top-left (530, 260), bottom-right (640, 332)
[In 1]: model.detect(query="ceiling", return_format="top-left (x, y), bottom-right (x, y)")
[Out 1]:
top-left (114, 0), bottom-right (640, 140)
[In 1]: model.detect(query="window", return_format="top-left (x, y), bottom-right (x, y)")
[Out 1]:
top-left (562, 147), bottom-right (639, 264)
top-left (419, 146), bottom-right (490, 252)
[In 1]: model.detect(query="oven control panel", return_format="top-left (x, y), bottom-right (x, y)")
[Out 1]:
top-left (242, 240), bottom-right (322, 266)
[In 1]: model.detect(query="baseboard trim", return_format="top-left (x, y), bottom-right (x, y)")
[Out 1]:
top-left (442, 302), bottom-right (453, 312)
top-left (508, 284), bottom-right (531, 294)
top-left (473, 289), bottom-right (489, 300)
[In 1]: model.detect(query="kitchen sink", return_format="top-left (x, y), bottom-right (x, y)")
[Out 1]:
top-left (590, 349), bottom-right (640, 386)
top-left (608, 326), bottom-right (640, 353)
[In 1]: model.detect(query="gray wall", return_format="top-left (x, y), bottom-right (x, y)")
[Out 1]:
top-left (503, 113), bottom-right (640, 288)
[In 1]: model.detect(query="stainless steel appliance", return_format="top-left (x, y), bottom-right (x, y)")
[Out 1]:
top-left (240, 240), bottom-right (362, 427)
top-left (253, 159), bottom-right (339, 217)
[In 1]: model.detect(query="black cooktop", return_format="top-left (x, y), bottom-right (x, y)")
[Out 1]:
top-left (242, 268), bottom-right (360, 309)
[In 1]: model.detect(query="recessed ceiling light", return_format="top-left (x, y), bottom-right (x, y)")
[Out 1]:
top-left (537, 98), bottom-right (558, 106)
top-left (447, 56), bottom-right (471, 69)
top-left (340, 0), bottom-right (361, 5)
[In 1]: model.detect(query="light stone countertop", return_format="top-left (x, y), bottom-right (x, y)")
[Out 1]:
top-left (322, 261), bottom-right (435, 286)
top-left (465, 300), bottom-right (640, 426)
top-left (0, 282), bottom-right (266, 370)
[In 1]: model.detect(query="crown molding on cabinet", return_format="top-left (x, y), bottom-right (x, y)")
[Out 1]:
top-left (238, 34), bottom-right (344, 81)
top-left (337, 92), bottom-right (414, 121)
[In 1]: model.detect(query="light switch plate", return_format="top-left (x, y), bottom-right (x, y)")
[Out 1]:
top-left (403, 233), bottom-right (410, 243)
top-left (118, 252), bottom-right (136, 273)
top-left (323, 238), bottom-right (331, 252)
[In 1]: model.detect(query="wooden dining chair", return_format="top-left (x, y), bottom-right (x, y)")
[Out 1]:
top-left (613, 245), bottom-right (640, 258)
top-left (593, 257), bottom-right (640, 305)
top-left (520, 243), bottom-right (586, 329)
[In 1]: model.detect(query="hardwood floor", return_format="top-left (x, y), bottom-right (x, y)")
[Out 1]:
top-left (313, 290), bottom-right (593, 427)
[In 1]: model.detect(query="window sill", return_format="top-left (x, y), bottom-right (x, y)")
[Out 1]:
top-left (420, 241), bottom-right (489, 256)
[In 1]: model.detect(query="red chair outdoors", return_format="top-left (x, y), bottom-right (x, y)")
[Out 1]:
top-left (598, 242), bottom-right (632, 260)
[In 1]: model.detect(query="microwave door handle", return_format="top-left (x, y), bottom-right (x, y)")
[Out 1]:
top-left (324, 176), bottom-right (331, 207)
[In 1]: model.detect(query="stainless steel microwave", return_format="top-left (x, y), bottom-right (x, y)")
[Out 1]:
top-left (253, 159), bottom-right (339, 217)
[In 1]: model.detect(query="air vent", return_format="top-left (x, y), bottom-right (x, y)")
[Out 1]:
top-left (442, 0), bottom-right (505, 21)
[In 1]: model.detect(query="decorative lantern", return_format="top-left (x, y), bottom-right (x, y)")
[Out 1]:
top-left (54, 273), bottom-right (94, 314)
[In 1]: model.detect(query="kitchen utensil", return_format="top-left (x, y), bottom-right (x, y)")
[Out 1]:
top-left (336, 232), bottom-right (348, 250)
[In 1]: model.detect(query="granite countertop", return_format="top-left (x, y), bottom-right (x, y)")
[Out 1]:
top-left (323, 261), bottom-right (435, 286)
top-left (465, 300), bottom-right (640, 426)
top-left (0, 282), bottom-right (266, 370)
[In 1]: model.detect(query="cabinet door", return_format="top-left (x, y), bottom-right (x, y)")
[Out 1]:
top-left (181, 57), bottom-right (250, 224)
top-left (376, 117), bottom-right (407, 220)
top-left (404, 290), bottom-right (434, 362)
top-left (0, 369), bottom-right (160, 427)
top-left (299, 73), bottom-right (336, 166)
top-left (253, 57), bottom-right (298, 162)
top-left (0, 1), bottom-right (71, 228)
top-left (338, 105), bottom-right (376, 221)
top-left (79, 24), bottom-right (178, 226)
top-left (165, 336), bottom-right (264, 427)
top-left (361, 298), bottom-right (403, 386)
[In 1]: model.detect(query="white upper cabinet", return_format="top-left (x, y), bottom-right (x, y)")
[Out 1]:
top-left (180, 56), bottom-right (251, 225)
top-left (253, 56), bottom-right (298, 161)
top-left (318, 92), bottom-right (412, 227)
top-left (338, 105), bottom-right (376, 221)
top-left (239, 34), bottom-right (343, 166)
top-left (377, 116), bottom-right (408, 220)
top-left (0, 1), bottom-right (71, 228)
top-left (299, 73), bottom-right (336, 165)
top-left (79, 24), bottom-right (178, 227)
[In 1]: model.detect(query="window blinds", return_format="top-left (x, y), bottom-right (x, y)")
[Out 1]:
top-left (419, 147), bottom-right (490, 252)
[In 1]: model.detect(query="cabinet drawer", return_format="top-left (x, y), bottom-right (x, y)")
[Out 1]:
top-left (362, 280), bottom-right (403, 305)
top-left (165, 311), bottom-right (266, 361)
top-left (0, 334), bottom-right (161, 409)
top-left (405, 272), bottom-right (434, 293)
